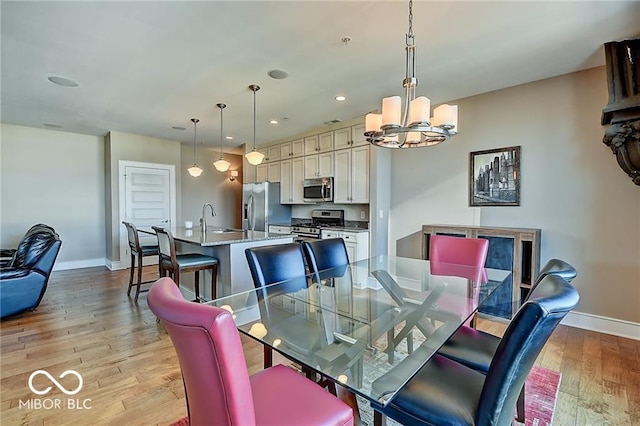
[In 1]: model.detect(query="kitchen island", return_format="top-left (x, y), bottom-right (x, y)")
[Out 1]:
top-left (141, 226), bottom-right (293, 300)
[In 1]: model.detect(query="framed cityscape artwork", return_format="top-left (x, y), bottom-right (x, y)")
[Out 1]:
top-left (469, 146), bottom-right (521, 206)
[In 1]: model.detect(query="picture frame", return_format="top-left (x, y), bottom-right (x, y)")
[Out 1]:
top-left (469, 146), bottom-right (521, 206)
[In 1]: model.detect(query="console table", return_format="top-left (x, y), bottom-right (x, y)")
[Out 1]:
top-left (421, 224), bottom-right (541, 319)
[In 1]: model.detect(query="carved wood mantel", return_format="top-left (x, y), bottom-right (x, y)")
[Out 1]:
top-left (601, 38), bottom-right (640, 186)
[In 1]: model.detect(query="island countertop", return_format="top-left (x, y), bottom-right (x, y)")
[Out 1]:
top-left (139, 226), bottom-right (292, 247)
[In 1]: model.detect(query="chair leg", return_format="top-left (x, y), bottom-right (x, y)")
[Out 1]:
top-left (211, 264), bottom-right (218, 301)
top-left (516, 384), bottom-right (525, 422)
top-left (134, 254), bottom-right (144, 302)
top-left (373, 410), bottom-right (387, 426)
top-left (194, 271), bottom-right (200, 302)
top-left (127, 253), bottom-right (135, 296)
top-left (263, 346), bottom-right (273, 369)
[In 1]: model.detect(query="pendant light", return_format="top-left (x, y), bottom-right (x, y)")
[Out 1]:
top-left (364, 0), bottom-right (458, 148)
top-left (245, 84), bottom-right (266, 166)
top-left (187, 118), bottom-right (203, 177)
top-left (213, 103), bottom-right (231, 172)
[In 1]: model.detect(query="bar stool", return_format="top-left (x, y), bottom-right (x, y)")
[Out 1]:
top-left (152, 226), bottom-right (219, 302)
top-left (122, 221), bottom-right (159, 302)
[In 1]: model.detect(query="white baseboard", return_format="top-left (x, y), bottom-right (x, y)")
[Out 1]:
top-left (106, 257), bottom-right (158, 271)
top-left (54, 258), bottom-right (105, 271)
top-left (561, 311), bottom-right (640, 341)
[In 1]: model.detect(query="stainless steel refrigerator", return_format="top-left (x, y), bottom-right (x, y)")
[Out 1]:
top-left (242, 182), bottom-right (291, 232)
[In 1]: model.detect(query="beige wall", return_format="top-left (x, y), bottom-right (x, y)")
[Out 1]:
top-left (0, 124), bottom-right (106, 264)
top-left (389, 67), bottom-right (640, 323)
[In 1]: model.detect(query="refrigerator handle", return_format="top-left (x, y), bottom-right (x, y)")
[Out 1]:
top-left (248, 194), bottom-right (255, 231)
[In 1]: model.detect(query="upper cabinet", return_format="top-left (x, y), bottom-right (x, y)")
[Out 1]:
top-left (334, 124), bottom-right (367, 150)
top-left (305, 133), bottom-right (334, 155)
top-left (281, 138), bottom-right (304, 159)
top-left (266, 145), bottom-right (280, 163)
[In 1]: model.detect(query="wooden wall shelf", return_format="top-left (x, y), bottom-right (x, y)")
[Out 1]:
top-left (421, 224), bottom-right (541, 319)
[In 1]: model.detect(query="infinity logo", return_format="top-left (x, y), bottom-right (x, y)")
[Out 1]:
top-left (28, 370), bottom-right (83, 396)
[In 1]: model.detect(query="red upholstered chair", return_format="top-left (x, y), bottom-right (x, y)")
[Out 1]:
top-left (429, 235), bottom-right (489, 327)
top-left (147, 277), bottom-right (354, 426)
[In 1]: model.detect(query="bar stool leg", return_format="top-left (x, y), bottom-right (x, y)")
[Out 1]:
top-left (127, 253), bottom-right (135, 296)
top-left (134, 253), bottom-right (144, 302)
top-left (194, 271), bottom-right (201, 302)
top-left (211, 264), bottom-right (218, 300)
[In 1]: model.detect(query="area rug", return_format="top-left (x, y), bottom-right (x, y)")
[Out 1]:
top-left (169, 365), bottom-right (561, 426)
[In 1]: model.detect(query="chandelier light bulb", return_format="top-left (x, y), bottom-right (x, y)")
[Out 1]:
top-left (188, 165), bottom-right (203, 177)
top-left (246, 149), bottom-right (265, 166)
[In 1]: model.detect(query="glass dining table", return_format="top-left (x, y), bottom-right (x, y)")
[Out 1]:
top-left (207, 255), bottom-right (512, 409)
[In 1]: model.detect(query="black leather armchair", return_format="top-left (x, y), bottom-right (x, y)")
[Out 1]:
top-left (0, 226), bottom-right (61, 318)
top-left (0, 224), bottom-right (54, 266)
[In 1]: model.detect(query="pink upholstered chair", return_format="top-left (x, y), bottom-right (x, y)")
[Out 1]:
top-left (429, 235), bottom-right (489, 327)
top-left (147, 277), bottom-right (354, 426)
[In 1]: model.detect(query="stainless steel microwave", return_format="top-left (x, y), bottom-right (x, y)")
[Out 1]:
top-left (303, 177), bottom-right (333, 203)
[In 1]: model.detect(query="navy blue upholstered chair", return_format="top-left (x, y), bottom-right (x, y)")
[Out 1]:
top-left (300, 238), bottom-right (350, 281)
top-left (371, 274), bottom-right (579, 426)
top-left (245, 243), bottom-right (319, 370)
top-left (0, 226), bottom-right (61, 318)
top-left (152, 226), bottom-right (218, 302)
top-left (436, 258), bottom-right (577, 420)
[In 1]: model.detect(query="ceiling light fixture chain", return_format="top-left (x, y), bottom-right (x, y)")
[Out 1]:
top-left (364, 0), bottom-right (459, 148)
top-left (213, 103), bottom-right (231, 172)
top-left (187, 118), bottom-right (203, 177)
top-left (245, 84), bottom-right (266, 166)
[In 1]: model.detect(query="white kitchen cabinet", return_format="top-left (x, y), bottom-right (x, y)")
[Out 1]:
top-left (304, 152), bottom-right (334, 179)
top-left (334, 145), bottom-right (370, 203)
top-left (280, 157), bottom-right (304, 204)
top-left (268, 225), bottom-right (291, 234)
top-left (256, 163), bottom-right (268, 182)
top-left (266, 144), bottom-right (280, 162)
top-left (281, 139), bottom-right (305, 158)
top-left (334, 124), bottom-right (367, 150)
top-left (256, 161), bottom-right (281, 182)
top-left (305, 132), bottom-right (334, 155)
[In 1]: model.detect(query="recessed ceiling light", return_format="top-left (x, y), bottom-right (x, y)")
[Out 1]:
top-left (225, 136), bottom-right (233, 140)
top-left (43, 123), bottom-right (62, 128)
top-left (269, 120), bottom-right (279, 125)
top-left (172, 126), bottom-right (186, 131)
top-left (47, 76), bottom-right (78, 87)
top-left (267, 69), bottom-right (289, 80)
top-left (335, 95), bottom-right (346, 102)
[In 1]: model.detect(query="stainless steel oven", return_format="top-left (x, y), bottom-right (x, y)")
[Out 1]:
top-left (303, 177), bottom-right (333, 203)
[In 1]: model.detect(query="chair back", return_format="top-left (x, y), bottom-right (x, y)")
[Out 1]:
top-left (429, 235), bottom-right (489, 268)
top-left (245, 244), bottom-right (309, 318)
top-left (301, 238), bottom-right (350, 280)
top-left (536, 258), bottom-right (577, 285)
top-left (147, 277), bottom-right (257, 425)
top-left (152, 226), bottom-right (177, 272)
top-left (122, 221), bottom-right (141, 253)
top-left (10, 227), bottom-right (61, 272)
top-left (477, 274), bottom-right (579, 425)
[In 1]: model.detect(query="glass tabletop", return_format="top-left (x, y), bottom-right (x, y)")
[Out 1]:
top-left (207, 255), bottom-right (512, 406)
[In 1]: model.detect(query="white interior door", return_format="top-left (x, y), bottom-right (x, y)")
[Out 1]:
top-left (119, 161), bottom-right (176, 268)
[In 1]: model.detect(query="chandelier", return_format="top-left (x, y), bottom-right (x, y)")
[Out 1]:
top-left (213, 103), bottom-right (231, 172)
top-left (365, 0), bottom-right (458, 148)
top-left (245, 84), bottom-right (266, 166)
top-left (187, 118), bottom-right (203, 177)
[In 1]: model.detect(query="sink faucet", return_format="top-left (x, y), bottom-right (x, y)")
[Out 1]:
top-left (201, 203), bottom-right (217, 232)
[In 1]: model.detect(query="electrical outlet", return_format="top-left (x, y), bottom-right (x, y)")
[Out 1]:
top-left (360, 211), bottom-right (366, 220)
top-left (379, 210), bottom-right (384, 219)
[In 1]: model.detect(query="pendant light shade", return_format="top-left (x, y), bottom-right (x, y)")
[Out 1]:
top-left (213, 103), bottom-right (231, 172)
top-left (245, 84), bottom-right (265, 166)
top-left (187, 118), bottom-right (203, 177)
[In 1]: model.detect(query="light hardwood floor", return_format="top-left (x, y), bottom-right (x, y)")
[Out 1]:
top-left (1, 266), bottom-right (638, 425)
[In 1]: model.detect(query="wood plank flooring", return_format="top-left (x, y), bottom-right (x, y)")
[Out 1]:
top-left (1, 266), bottom-right (638, 425)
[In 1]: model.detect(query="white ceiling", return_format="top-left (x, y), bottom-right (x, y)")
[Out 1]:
top-left (2, 1), bottom-right (639, 154)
